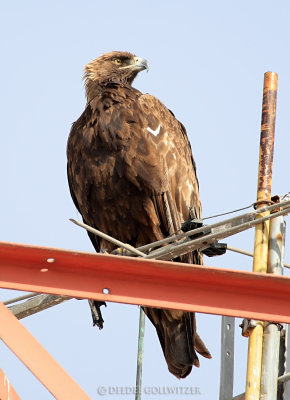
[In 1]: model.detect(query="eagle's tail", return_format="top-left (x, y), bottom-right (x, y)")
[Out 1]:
top-left (143, 244), bottom-right (211, 378)
top-left (143, 307), bottom-right (211, 379)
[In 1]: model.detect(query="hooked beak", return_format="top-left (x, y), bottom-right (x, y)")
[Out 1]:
top-left (119, 56), bottom-right (149, 72)
top-left (132, 56), bottom-right (149, 72)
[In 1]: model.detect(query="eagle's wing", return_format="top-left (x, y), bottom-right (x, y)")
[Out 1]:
top-left (67, 106), bottom-right (103, 252)
top-left (137, 94), bottom-right (201, 239)
top-left (135, 94), bottom-right (211, 377)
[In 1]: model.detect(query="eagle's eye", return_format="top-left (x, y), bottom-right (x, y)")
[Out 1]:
top-left (114, 58), bottom-right (122, 65)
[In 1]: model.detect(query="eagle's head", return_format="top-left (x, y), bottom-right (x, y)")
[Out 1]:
top-left (84, 51), bottom-right (148, 102)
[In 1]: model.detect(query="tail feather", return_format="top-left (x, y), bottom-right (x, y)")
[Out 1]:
top-left (194, 332), bottom-right (212, 359)
top-left (142, 249), bottom-right (211, 378)
top-left (143, 307), bottom-right (209, 378)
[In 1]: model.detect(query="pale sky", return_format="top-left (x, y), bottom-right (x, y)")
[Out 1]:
top-left (1, 1), bottom-right (290, 399)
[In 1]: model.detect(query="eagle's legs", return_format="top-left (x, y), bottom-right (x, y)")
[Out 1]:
top-left (88, 299), bottom-right (106, 329)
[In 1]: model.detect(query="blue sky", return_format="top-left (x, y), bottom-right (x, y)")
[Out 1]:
top-left (0, 1), bottom-right (289, 399)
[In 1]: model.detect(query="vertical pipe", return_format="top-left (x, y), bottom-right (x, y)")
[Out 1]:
top-left (245, 72), bottom-right (278, 400)
top-left (253, 72), bottom-right (278, 273)
top-left (260, 208), bottom-right (285, 400)
top-left (283, 325), bottom-right (290, 399)
top-left (135, 307), bottom-right (145, 400)
top-left (277, 328), bottom-right (285, 400)
top-left (267, 214), bottom-right (285, 276)
top-left (261, 323), bottom-right (281, 399)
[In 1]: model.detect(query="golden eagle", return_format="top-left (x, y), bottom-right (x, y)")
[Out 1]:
top-left (67, 51), bottom-right (211, 378)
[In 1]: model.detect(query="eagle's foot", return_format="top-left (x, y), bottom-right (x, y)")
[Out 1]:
top-left (202, 242), bottom-right (227, 257)
top-left (181, 218), bottom-right (227, 257)
top-left (181, 218), bottom-right (208, 236)
top-left (88, 300), bottom-right (107, 330)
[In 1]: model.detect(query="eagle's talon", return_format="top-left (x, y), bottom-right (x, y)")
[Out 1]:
top-left (88, 300), bottom-right (106, 330)
top-left (116, 247), bottom-right (124, 255)
top-left (181, 219), bottom-right (227, 257)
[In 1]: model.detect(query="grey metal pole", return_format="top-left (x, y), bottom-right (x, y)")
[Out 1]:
top-left (219, 316), bottom-right (235, 400)
top-left (260, 214), bottom-right (285, 399)
top-left (282, 321), bottom-right (290, 399)
top-left (261, 323), bottom-right (281, 399)
top-left (277, 328), bottom-right (285, 400)
top-left (135, 307), bottom-right (145, 400)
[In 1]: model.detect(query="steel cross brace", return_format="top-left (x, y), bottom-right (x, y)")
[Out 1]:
top-left (142, 199), bottom-right (290, 260)
top-left (0, 300), bottom-right (91, 400)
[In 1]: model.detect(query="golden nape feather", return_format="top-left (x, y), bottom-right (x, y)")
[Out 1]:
top-left (67, 51), bottom-right (211, 378)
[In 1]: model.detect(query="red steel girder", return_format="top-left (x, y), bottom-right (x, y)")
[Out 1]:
top-left (0, 241), bottom-right (290, 323)
top-left (0, 367), bottom-right (21, 400)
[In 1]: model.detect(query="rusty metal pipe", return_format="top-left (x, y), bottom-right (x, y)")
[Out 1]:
top-left (245, 72), bottom-right (278, 400)
top-left (256, 72), bottom-right (278, 204)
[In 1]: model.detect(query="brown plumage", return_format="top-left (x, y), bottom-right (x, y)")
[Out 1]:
top-left (67, 51), bottom-right (211, 378)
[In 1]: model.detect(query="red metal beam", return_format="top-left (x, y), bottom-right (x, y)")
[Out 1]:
top-left (0, 368), bottom-right (21, 400)
top-left (0, 241), bottom-right (290, 323)
top-left (0, 301), bottom-right (91, 400)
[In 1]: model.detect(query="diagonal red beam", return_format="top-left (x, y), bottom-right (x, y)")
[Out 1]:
top-left (0, 367), bottom-right (21, 400)
top-left (0, 241), bottom-right (290, 323)
top-left (0, 301), bottom-right (91, 400)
